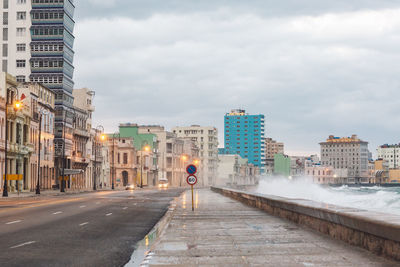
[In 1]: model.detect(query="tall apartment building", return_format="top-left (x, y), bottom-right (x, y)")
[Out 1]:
top-left (265, 137), bottom-right (284, 159)
top-left (320, 135), bottom-right (369, 178)
top-left (1, 0), bottom-right (76, 183)
top-left (172, 125), bottom-right (218, 186)
top-left (377, 144), bottom-right (400, 169)
top-left (224, 109), bottom-right (265, 173)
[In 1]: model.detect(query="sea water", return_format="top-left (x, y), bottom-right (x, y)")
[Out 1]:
top-left (256, 177), bottom-right (400, 216)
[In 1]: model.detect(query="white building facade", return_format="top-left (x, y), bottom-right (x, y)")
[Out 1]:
top-left (172, 125), bottom-right (218, 186)
top-left (377, 144), bottom-right (400, 169)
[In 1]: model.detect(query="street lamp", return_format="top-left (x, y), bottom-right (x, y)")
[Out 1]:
top-left (180, 154), bottom-right (188, 187)
top-left (111, 132), bottom-right (120, 190)
top-left (2, 86), bottom-right (22, 197)
top-left (35, 108), bottom-right (49, 195)
top-left (93, 125), bottom-right (105, 191)
top-left (140, 142), bottom-right (151, 188)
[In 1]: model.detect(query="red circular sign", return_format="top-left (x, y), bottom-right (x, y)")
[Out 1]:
top-left (186, 175), bottom-right (197, 185)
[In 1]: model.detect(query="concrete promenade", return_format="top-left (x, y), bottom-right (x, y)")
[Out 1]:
top-left (144, 188), bottom-right (399, 266)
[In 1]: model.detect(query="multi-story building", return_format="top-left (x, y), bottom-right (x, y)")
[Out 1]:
top-left (18, 81), bottom-right (55, 190)
top-left (172, 125), bottom-right (218, 186)
top-left (71, 88), bottom-right (94, 189)
top-left (119, 123), bottom-right (158, 187)
top-left (1, 73), bottom-right (34, 192)
top-left (216, 154), bottom-right (259, 186)
top-left (138, 125), bottom-right (199, 187)
top-left (106, 135), bottom-right (136, 188)
top-left (1, 0), bottom-right (77, 187)
top-left (265, 137), bottom-right (284, 159)
top-left (320, 135), bottom-right (369, 179)
top-left (224, 109), bottom-right (265, 173)
top-left (377, 144), bottom-right (400, 169)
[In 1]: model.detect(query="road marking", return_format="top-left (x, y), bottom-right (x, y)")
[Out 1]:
top-left (79, 222), bottom-right (89, 226)
top-left (106, 213), bottom-right (112, 216)
top-left (122, 207), bottom-right (128, 210)
top-left (10, 241), bottom-right (36, 249)
top-left (53, 211), bottom-right (62, 215)
top-left (6, 220), bottom-right (22, 225)
top-left (79, 205), bottom-right (86, 208)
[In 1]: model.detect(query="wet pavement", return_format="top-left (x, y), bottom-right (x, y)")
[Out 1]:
top-left (144, 188), bottom-right (399, 266)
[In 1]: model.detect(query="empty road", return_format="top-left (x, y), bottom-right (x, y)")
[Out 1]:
top-left (0, 188), bottom-right (185, 267)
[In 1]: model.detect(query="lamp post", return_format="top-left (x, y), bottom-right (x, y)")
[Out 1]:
top-left (35, 108), bottom-right (49, 195)
top-left (140, 142), bottom-right (150, 188)
top-left (180, 154), bottom-right (188, 187)
top-left (2, 86), bottom-right (22, 197)
top-left (93, 125), bottom-right (105, 191)
top-left (111, 132), bottom-right (120, 190)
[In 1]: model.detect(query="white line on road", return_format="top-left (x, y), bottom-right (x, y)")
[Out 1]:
top-left (10, 241), bottom-right (36, 249)
top-left (105, 213), bottom-right (112, 216)
top-left (122, 207), bottom-right (128, 210)
top-left (79, 205), bottom-right (86, 208)
top-left (53, 211), bottom-right (62, 215)
top-left (6, 220), bottom-right (22, 225)
top-left (79, 222), bottom-right (89, 226)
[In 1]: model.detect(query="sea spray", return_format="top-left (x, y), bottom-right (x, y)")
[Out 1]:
top-left (256, 176), bottom-right (400, 216)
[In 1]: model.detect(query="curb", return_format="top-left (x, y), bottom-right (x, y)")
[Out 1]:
top-left (124, 191), bottom-right (184, 267)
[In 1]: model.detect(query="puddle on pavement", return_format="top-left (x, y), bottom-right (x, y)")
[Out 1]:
top-left (124, 204), bottom-right (177, 267)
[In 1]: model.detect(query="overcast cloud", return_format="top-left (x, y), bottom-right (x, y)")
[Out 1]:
top-left (73, 1), bottom-right (400, 156)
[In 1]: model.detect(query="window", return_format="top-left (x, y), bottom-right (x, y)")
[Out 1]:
top-left (3, 0), bottom-right (8, 9)
top-left (3, 28), bottom-right (8, 41)
top-left (16, 43), bottom-right (25, 52)
top-left (16, 11), bottom-right (26, 20)
top-left (16, 75), bottom-right (25, 82)
top-left (16, 60), bottom-right (25, 68)
top-left (16, 27), bottom-right (25, 36)
top-left (123, 153), bottom-right (128, 164)
top-left (17, 0), bottom-right (26, 3)
top-left (3, 12), bottom-right (8, 25)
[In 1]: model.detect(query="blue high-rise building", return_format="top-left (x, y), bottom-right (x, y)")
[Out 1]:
top-left (224, 109), bottom-right (266, 173)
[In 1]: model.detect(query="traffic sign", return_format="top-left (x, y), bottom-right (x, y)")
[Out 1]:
top-left (187, 175), bottom-right (197, 185)
top-left (186, 164), bottom-right (197, 175)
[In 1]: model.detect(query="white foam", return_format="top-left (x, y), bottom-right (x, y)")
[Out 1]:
top-left (256, 176), bottom-right (400, 216)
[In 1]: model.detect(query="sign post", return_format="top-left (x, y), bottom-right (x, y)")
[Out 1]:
top-left (186, 164), bottom-right (197, 211)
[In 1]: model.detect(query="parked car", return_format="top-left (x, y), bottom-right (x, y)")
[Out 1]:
top-left (125, 184), bottom-right (135, 190)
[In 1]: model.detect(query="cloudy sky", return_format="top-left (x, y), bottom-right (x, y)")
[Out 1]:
top-left (73, 0), bottom-right (400, 156)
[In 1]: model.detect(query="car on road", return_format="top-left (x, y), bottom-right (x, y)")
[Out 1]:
top-left (125, 184), bottom-right (135, 190)
top-left (158, 178), bottom-right (169, 189)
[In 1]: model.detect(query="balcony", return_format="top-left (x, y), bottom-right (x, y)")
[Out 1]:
top-left (74, 128), bottom-right (90, 138)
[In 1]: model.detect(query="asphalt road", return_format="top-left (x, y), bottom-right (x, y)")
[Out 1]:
top-left (0, 188), bottom-right (185, 267)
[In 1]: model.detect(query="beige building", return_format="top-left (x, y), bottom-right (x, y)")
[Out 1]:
top-left (172, 125), bottom-right (218, 186)
top-left (72, 88), bottom-right (95, 189)
top-left (265, 138), bottom-right (284, 159)
top-left (320, 135), bottom-right (369, 180)
top-left (106, 135), bottom-right (137, 188)
top-left (138, 125), bottom-right (199, 187)
top-left (216, 154), bottom-right (259, 186)
top-left (1, 73), bottom-right (34, 192)
top-left (18, 82), bottom-right (55, 190)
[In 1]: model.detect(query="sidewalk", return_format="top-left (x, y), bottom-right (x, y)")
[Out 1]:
top-left (0, 187), bottom-right (114, 199)
top-left (144, 188), bottom-right (398, 266)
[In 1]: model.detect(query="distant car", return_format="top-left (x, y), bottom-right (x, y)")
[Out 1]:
top-left (158, 178), bottom-right (169, 189)
top-left (125, 184), bottom-right (135, 190)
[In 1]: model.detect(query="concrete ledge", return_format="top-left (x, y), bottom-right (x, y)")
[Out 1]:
top-left (211, 186), bottom-right (400, 261)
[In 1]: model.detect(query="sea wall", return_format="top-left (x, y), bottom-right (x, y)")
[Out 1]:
top-left (211, 186), bottom-right (400, 261)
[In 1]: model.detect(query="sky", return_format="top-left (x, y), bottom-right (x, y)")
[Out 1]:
top-left (73, 0), bottom-right (400, 156)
